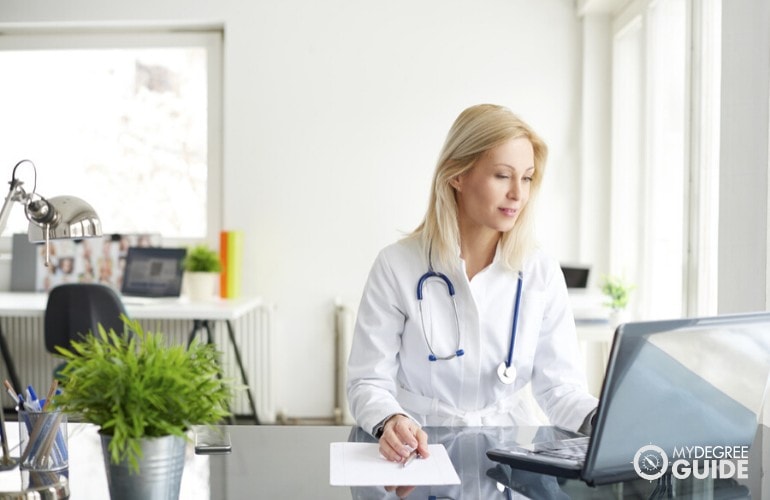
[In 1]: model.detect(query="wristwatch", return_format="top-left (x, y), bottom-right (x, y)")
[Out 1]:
top-left (372, 414), bottom-right (393, 438)
top-left (372, 413), bottom-right (405, 438)
top-left (373, 419), bottom-right (387, 439)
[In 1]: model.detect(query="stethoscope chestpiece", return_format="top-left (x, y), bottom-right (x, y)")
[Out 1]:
top-left (497, 361), bottom-right (516, 385)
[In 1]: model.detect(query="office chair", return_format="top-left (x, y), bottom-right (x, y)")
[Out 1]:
top-left (44, 283), bottom-right (128, 375)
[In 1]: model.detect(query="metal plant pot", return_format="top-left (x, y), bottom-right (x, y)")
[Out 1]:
top-left (100, 434), bottom-right (186, 500)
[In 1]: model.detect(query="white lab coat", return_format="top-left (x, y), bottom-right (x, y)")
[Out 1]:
top-left (347, 236), bottom-right (598, 436)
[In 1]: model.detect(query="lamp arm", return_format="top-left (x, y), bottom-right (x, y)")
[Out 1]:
top-left (0, 163), bottom-right (56, 267)
top-left (0, 178), bottom-right (29, 236)
top-left (1, 159), bottom-right (102, 268)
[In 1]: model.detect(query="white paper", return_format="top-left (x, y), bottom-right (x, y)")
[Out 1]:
top-left (329, 442), bottom-right (461, 486)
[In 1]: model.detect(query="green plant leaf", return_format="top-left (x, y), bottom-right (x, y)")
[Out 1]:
top-left (599, 274), bottom-right (635, 310)
top-left (52, 316), bottom-right (235, 473)
top-left (183, 244), bottom-right (221, 272)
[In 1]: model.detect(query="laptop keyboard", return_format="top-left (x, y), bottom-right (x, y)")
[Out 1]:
top-left (531, 436), bottom-right (590, 461)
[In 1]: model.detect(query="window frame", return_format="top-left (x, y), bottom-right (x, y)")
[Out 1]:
top-left (0, 25), bottom-right (223, 252)
top-left (608, 0), bottom-right (720, 319)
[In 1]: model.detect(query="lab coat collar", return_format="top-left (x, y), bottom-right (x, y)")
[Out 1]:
top-left (456, 240), bottom-right (505, 278)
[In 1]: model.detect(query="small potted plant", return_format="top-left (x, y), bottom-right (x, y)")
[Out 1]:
top-left (52, 317), bottom-right (233, 500)
top-left (600, 274), bottom-right (635, 325)
top-left (183, 244), bottom-right (222, 300)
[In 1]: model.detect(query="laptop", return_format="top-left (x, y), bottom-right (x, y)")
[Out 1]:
top-left (120, 247), bottom-right (187, 302)
top-left (487, 312), bottom-right (770, 485)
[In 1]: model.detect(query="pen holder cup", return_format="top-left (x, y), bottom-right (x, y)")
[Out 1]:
top-left (19, 410), bottom-right (68, 471)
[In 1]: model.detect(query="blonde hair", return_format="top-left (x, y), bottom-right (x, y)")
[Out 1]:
top-left (412, 104), bottom-right (548, 271)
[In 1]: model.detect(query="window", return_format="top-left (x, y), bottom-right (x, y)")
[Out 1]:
top-left (609, 15), bottom-right (645, 313)
top-left (609, 0), bottom-right (719, 319)
top-left (0, 28), bottom-right (222, 245)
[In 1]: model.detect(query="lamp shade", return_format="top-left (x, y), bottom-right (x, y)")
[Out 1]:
top-left (27, 195), bottom-right (103, 242)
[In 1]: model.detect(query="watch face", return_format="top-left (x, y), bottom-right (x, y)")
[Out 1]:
top-left (633, 445), bottom-right (668, 481)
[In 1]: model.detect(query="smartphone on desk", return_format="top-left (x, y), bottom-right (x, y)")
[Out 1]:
top-left (194, 425), bottom-right (232, 455)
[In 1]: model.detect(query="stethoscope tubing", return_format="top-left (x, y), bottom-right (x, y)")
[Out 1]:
top-left (417, 271), bottom-right (455, 299)
top-left (416, 266), bottom-right (522, 367)
top-left (417, 271), bottom-right (464, 361)
top-left (504, 271), bottom-right (523, 369)
top-left (416, 244), bottom-right (522, 370)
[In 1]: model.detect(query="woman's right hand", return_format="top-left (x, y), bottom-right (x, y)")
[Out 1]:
top-left (378, 414), bottom-right (430, 464)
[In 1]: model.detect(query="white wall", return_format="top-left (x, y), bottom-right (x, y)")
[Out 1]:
top-left (0, 0), bottom-right (586, 419)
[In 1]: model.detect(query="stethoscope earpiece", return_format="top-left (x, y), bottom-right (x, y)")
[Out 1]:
top-left (428, 349), bottom-right (464, 362)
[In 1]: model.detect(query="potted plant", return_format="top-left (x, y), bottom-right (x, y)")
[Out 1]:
top-left (52, 317), bottom-right (232, 500)
top-left (599, 274), bottom-right (635, 325)
top-left (183, 244), bottom-right (222, 300)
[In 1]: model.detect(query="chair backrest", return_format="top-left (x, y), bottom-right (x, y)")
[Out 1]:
top-left (44, 283), bottom-right (128, 354)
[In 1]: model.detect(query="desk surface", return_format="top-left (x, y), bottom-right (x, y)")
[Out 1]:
top-left (214, 425), bottom-right (767, 499)
top-left (0, 292), bottom-right (261, 320)
top-left (0, 423), bottom-right (766, 499)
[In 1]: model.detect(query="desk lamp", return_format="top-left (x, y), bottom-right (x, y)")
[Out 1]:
top-left (0, 159), bottom-right (103, 266)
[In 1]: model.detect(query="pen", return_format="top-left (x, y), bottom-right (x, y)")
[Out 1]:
top-left (3, 380), bottom-right (19, 406)
top-left (41, 380), bottom-right (58, 411)
top-left (26, 386), bottom-right (41, 411)
top-left (0, 396), bottom-right (10, 465)
top-left (403, 450), bottom-right (419, 468)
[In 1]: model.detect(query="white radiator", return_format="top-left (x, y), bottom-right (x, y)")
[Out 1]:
top-left (0, 305), bottom-right (276, 423)
top-left (334, 302), bottom-right (355, 425)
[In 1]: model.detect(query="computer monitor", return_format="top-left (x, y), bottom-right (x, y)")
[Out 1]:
top-left (561, 265), bottom-right (590, 289)
top-left (120, 247), bottom-right (186, 298)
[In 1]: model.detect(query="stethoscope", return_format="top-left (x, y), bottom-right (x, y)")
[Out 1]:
top-left (496, 271), bottom-right (523, 385)
top-left (416, 255), bottom-right (523, 385)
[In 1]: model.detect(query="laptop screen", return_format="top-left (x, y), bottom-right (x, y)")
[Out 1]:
top-left (120, 247), bottom-right (186, 298)
top-left (584, 312), bottom-right (770, 483)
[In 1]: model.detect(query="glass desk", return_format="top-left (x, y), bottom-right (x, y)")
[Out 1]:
top-left (211, 425), bottom-right (767, 499)
top-left (0, 423), bottom-right (766, 499)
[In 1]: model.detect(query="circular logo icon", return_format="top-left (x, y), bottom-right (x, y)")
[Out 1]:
top-left (633, 444), bottom-right (668, 481)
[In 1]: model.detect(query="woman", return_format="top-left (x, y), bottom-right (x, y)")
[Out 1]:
top-left (347, 104), bottom-right (598, 464)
